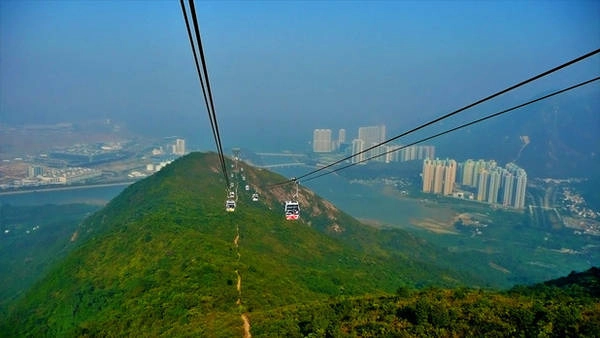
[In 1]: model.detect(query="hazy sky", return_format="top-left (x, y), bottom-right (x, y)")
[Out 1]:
top-left (1, 1), bottom-right (599, 151)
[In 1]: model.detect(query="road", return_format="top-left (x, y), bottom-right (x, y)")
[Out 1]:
top-left (528, 182), bottom-right (561, 230)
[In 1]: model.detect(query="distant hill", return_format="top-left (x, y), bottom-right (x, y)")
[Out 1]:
top-left (2, 152), bottom-right (485, 337)
top-left (435, 90), bottom-right (600, 178)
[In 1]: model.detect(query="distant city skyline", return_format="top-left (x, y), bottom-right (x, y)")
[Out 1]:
top-left (312, 125), bottom-right (435, 165)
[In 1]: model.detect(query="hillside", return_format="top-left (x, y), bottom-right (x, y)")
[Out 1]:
top-left (2, 152), bottom-right (482, 337)
top-left (251, 267), bottom-right (600, 337)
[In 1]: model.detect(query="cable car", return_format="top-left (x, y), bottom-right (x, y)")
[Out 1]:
top-left (229, 191), bottom-right (235, 199)
top-left (284, 201), bottom-right (300, 220)
top-left (245, 185), bottom-right (250, 191)
top-left (226, 199), bottom-right (236, 212)
top-left (284, 178), bottom-right (300, 220)
top-left (252, 193), bottom-right (259, 202)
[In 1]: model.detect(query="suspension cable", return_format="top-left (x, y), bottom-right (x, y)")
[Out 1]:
top-left (302, 76), bottom-right (600, 183)
top-left (292, 48), bottom-right (600, 184)
top-left (180, 0), bottom-right (230, 188)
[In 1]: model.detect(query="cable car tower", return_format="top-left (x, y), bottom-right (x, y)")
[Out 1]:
top-left (284, 179), bottom-right (300, 220)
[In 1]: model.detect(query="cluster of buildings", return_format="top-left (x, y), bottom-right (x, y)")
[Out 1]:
top-left (152, 138), bottom-right (186, 156)
top-left (2, 165), bottom-right (103, 189)
top-left (422, 158), bottom-right (527, 209)
top-left (0, 137), bottom-right (187, 191)
top-left (47, 142), bottom-right (127, 166)
top-left (312, 125), bottom-right (434, 164)
top-left (562, 187), bottom-right (599, 220)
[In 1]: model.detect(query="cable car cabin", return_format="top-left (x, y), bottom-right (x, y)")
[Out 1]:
top-left (225, 199), bottom-right (236, 212)
top-left (252, 193), bottom-right (259, 202)
top-left (284, 201), bottom-right (300, 220)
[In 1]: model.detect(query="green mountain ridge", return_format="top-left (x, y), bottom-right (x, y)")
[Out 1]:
top-left (2, 152), bottom-right (480, 336)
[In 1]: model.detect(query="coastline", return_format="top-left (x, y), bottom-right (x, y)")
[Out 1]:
top-left (0, 181), bottom-right (136, 196)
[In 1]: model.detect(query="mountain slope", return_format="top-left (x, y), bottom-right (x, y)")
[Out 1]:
top-left (251, 267), bottom-right (600, 337)
top-left (3, 152), bottom-right (481, 336)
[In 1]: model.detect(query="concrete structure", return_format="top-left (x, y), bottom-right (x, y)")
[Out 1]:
top-left (338, 129), bottom-right (346, 147)
top-left (502, 172), bottom-right (514, 207)
top-left (173, 139), bottom-right (186, 156)
top-left (351, 139), bottom-right (365, 164)
top-left (443, 159), bottom-right (457, 196)
top-left (487, 170), bottom-right (501, 204)
top-left (514, 169), bottom-right (527, 209)
top-left (462, 159), bottom-right (475, 186)
top-left (313, 129), bottom-right (333, 153)
top-left (358, 125), bottom-right (386, 162)
top-left (28, 166), bottom-right (44, 178)
top-left (422, 159), bottom-right (435, 193)
top-left (422, 158), bottom-right (456, 195)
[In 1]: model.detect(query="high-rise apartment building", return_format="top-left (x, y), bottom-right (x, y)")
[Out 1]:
top-left (487, 170), bottom-right (501, 204)
top-left (358, 125), bottom-right (386, 162)
top-left (173, 139), bottom-right (186, 156)
top-left (385, 145), bottom-right (401, 163)
top-left (433, 162), bottom-right (445, 194)
top-left (338, 129), bottom-right (346, 146)
top-left (443, 159), bottom-right (457, 195)
top-left (313, 129), bottom-right (332, 153)
top-left (472, 159), bottom-right (487, 188)
top-left (514, 169), bottom-right (527, 209)
top-left (422, 159), bottom-right (435, 193)
top-left (351, 139), bottom-right (365, 164)
top-left (502, 172), bottom-right (514, 207)
top-left (477, 169), bottom-right (489, 201)
top-left (462, 159), bottom-right (474, 186)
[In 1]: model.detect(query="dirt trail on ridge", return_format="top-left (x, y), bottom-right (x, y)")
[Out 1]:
top-left (233, 225), bottom-right (252, 337)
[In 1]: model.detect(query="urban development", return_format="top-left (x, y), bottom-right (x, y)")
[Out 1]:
top-left (1, 122), bottom-right (598, 238)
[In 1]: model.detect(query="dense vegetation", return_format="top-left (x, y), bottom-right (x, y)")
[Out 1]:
top-left (0, 203), bottom-right (99, 309)
top-left (252, 268), bottom-right (600, 337)
top-left (2, 153), bottom-right (598, 336)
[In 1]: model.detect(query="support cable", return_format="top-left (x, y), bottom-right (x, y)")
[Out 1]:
top-left (302, 76), bottom-right (600, 183)
top-left (291, 48), bottom-right (600, 184)
top-left (180, 0), bottom-right (230, 187)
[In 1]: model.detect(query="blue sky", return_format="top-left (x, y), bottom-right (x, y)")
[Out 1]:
top-left (1, 0), bottom-right (599, 151)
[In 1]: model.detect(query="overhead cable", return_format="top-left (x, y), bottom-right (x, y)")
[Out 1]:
top-left (180, 0), bottom-right (230, 187)
top-left (292, 48), bottom-right (600, 184)
top-left (302, 76), bottom-right (600, 183)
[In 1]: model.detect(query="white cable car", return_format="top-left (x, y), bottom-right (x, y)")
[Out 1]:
top-left (284, 178), bottom-right (300, 220)
top-left (245, 185), bottom-right (250, 191)
top-left (252, 193), bottom-right (259, 202)
top-left (284, 201), bottom-right (300, 220)
top-left (229, 191), bottom-right (235, 199)
top-left (225, 199), bottom-right (236, 212)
